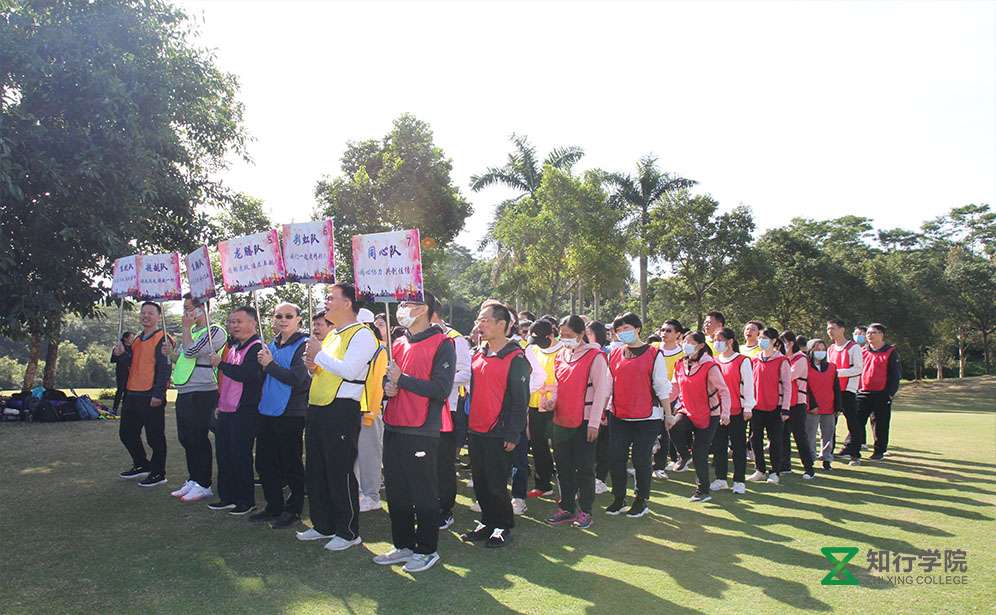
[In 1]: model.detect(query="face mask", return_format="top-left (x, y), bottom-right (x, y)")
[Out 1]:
top-left (813, 350), bottom-right (827, 361)
top-left (617, 330), bottom-right (637, 345)
top-left (682, 343), bottom-right (698, 356)
top-left (759, 338), bottom-right (771, 350)
top-left (853, 334), bottom-right (866, 344)
top-left (715, 341), bottom-right (728, 353)
top-left (395, 306), bottom-right (415, 328)
top-left (561, 338), bottom-right (579, 349)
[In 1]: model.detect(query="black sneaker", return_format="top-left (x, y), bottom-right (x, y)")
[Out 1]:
top-left (119, 466), bottom-right (149, 480)
top-left (690, 490), bottom-right (712, 503)
top-left (439, 514), bottom-right (455, 530)
top-left (822, 461), bottom-right (832, 471)
top-left (249, 510), bottom-right (280, 523)
top-left (460, 523), bottom-right (491, 542)
top-left (605, 498), bottom-right (627, 515)
top-left (269, 512), bottom-right (300, 529)
top-left (485, 528), bottom-right (512, 548)
top-left (869, 453), bottom-right (885, 461)
top-left (626, 498), bottom-right (649, 518)
top-left (138, 473), bottom-right (167, 487)
top-left (229, 504), bottom-right (256, 516)
top-left (208, 501), bottom-right (237, 511)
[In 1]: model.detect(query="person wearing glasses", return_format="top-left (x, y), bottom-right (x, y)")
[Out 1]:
top-left (856, 323), bottom-right (901, 461)
top-left (251, 303), bottom-right (311, 528)
top-left (653, 319), bottom-right (685, 478)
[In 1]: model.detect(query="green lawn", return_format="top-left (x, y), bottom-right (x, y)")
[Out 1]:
top-left (1, 378), bottom-right (993, 614)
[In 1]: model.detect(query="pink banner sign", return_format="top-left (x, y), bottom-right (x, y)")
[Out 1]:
top-left (137, 252), bottom-right (182, 302)
top-left (184, 246), bottom-right (216, 300)
top-left (111, 255), bottom-right (140, 298)
top-left (351, 229), bottom-right (424, 303)
top-left (281, 219), bottom-right (336, 284)
top-left (218, 229), bottom-right (287, 293)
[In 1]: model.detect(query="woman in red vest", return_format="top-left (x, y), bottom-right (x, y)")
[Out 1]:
top-left (804, 339), bottom-right (840, 472)
top-left (711, 327), bottom-right (754, 495)
top-left (857, 323), bottom-right (901, 460)
top-left (667, 331), bottom-right (731, 502)
top-left (606, 312), bottom-right (673, 518)
top-left (544, 315), bottom-right (610, 529)
top-left (746, 327), bottom-right (791, 484)
top-left (776, 331), bottom-right (816, 479)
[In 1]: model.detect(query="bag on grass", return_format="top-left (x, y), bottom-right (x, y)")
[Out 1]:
top-left (75, 396), bottom-right (100, 420)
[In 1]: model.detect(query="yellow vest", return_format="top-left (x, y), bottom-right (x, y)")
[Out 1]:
top-left (528, 345), bottom-right (558, 408)
top-left (660, 346), bottom-right (685, 381)
top-left (361, 344), bottom-right (388, 418)
top-left (742, 344), bottom-right (762, 358)
top-left (308, 323), bottom-right (368, 406)
top-left (445, 327), bottom-right (467, 397)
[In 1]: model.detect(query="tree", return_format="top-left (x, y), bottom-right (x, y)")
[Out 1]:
top-left (314, 114), bottom-right (472, 293)
top-left (605, 155), bottom-right (696, 323)
top-left (1, 0), bottom-right (247, 388)
top-left (944, 247), bottom-right (996, 374)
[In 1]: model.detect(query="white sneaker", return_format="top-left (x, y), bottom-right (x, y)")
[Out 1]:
top-left (324, 535), bottom-right (362, 552)
top-left (171, 480), bottom-right (194, 498)
top-left (803, 472), bottom-right (816, 480)
top-left (675, 459), bottom-right (692, 472)
top-left (403, 552), bottom-right (440, 573)
top-left (296, 528), bottom-right (332, 542)
top-left (180, 484), bottom-right (212, 503)
top-left (469, 500), bottom-right (482, 513)
top-left (766, 473), bottom-right (780, 485)
top-left (849, 458), bottom-right (861, 466)
top-left (594, 479), bottom-right (609, 495)
top-left (512, 498), bottom-right (527, 515)
top-left (652, 469), bottom-right (668, 480)
top-left (665, 461), bottom-right (678, 472)
top-left (732, 482), bottom-right (746, 494)
top-left (359, 495), bottom-right (381, 512)
top-left (466, 479), bottom-right (474, 489)
top-left (709, 479), bottom-right (729, 492)
top-left (746, 449), bottom-right (755, 461)
top-left (746, 471), bottom-right (767, 482)
top-left (373, 548), bottom-right (413, 565)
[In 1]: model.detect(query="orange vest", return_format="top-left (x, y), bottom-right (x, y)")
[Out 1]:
top-left (126, 330), bottom-right (165, 392)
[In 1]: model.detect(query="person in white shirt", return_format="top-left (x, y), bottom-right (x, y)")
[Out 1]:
top-left (710, 328), bottom-right (755, 494)
top-left (827, 319), bottom-right (865, 463)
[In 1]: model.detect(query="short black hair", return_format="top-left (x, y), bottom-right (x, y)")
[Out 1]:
top-left (867, 322), bottom-right (886, 334)
top-left (585, 321), bottom-right (609, 347)
top-left (559, 314), bottom-right (586, 336)
top-left (716, 327), bottom-right (740, 352)
top-left (483, 301), bottom-right (512, 330)
top-left (612, 312), bottom-right (642, 331)
top-left (705, 310), bottom-right (726, 325)
top-left (746, 319), bottom-right (765, 331)
top-left (121, 331), bottom-right (134, 342)
top-left (331, 283), bottom-right (360, 314)
top-left (761, 327), bottom-right (780, 341)
top-left (422, 291), bottom-right (438, 320)
top-left (233, 306), bottom-right (258, 322)
top-left (518, 310), bottom-right (537, 322)
top-left (140, 301), bottom-right (162, 315)
top-left (646, 334), bottom-right (662, 344)
top-left (826, 318), bottom-right (845, 328)
top-left (312, 309), bottom-right (329, 322)
top-left (662, 319), bottom-right (684, 334)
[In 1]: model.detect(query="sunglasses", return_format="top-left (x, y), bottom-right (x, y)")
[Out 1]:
top-left (273, 313), bottom-right (297, 320)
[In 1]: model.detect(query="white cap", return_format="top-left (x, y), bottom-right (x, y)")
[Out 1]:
top-left (357, 308), bottom-right (375, 324)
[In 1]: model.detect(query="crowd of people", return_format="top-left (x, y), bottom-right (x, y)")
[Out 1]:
top-left (110, 285), bottom-right (902, 573)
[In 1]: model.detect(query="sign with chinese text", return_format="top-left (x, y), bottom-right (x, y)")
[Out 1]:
top-left (111, 255), bottom-right (140, 298)
top-left (137, 252), bottom-right (182, 302)
top-left (281, 219), bottom-right (336, 284)
top-left (184, 246), bottom-right (216, 300)
top-left (218, 229), bottom-right (287, 293)
top-left (351, 229), bottom-right (424, 303)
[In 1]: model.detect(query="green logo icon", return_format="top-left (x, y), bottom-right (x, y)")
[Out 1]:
top-left (821, 547), bottom-right (860, 585)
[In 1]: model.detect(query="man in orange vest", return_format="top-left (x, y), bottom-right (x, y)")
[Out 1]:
top-left (114, 301), bottom-right (172, 487)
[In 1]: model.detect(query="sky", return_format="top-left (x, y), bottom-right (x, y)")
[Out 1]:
top-left (174, 0), bottom-right (996, 254)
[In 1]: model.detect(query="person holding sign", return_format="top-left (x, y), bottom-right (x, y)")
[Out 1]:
top-left (297, 284), bottom-right (378, 553)
top-left (114, 301), bottom-right (172, 487)
top-left (373, 292), bottom-right (455, 573)
top-left (460, 301), bottom-right (530, 549)
top-left (168, 294), bottom-right (226, 503)
top-left (252, 303), bottom-right (311, 529)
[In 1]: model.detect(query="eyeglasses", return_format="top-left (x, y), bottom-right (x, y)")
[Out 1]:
top-left (661, 328), bottom-right (674, 333)
top-left (273, 314), bottom-right (297, 320)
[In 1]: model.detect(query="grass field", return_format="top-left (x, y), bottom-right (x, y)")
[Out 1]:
top-left (1, 378), bottom-right (993, 614)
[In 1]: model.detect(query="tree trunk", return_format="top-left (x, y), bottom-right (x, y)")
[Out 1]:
top-left (639, 251), bottom-right (648, 324)
top-left (957, 332), bottom-right (966, 378)
top-left (593, 289), bottom-right (599, 321)
top-left (570, 286), bottom-right (577, 315)
top-left (984, 330), bottom-right (992, 375)
top-left (936, 356), bottom-right (943, 380)
top-left (21, 331), bottom-right (42, 391)
top-left (42, 336), bottom-right (60, 389)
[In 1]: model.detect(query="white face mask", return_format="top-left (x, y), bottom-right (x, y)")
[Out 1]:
top-left (682, 342), bottom-right (698, 356)
top-left (561, 337), bottom-right (579, 348)
top-left (715, 340), bottom-right (728, 353)
top-left (395, 306), bottom-right (415, 328)
top-left (813, 350), bottom-right (827, 361)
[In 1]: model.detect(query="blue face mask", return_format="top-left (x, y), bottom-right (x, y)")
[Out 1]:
top-left (813, 350), bottom-right (827, 361)
top-left (682, 342), bottom-right (698, 356)
top-left (854, 334), bottom-right (866, 344)
top-left (715, 341), bottom-right (728, 353)
top-left (617, 330), bottom-right (637, 345)
top-left (759, 338), bottom-right (771, 350)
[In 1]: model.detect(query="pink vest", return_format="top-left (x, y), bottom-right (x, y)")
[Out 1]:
top-left (217, 339), bottom-right (262, 413)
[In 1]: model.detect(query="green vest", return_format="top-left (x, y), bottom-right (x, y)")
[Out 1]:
top-left (171, 325), bottom-right (218, 386)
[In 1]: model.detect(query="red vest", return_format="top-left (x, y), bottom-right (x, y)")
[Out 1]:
top-left (469, 346), bottom-right (524, 434)
top-left (675, 361), bottom-right (719, 428)
top-left (717, 354), bottom-right (748, 415)
top-left (860, 345), bottom-right (895, 392)
top-left (383, 331), bottom-right (452, 429)
top-left (789, 353), bottom-right (808, 408)
top-left (808, 363), bottom-right (837, 414)
top-left (828, 341), bottom-right (855, 391)
top-left (608, 345), bottom-right (658, 419)
top-left (554, 347), bottom-right (603, 428)
top-left (752, 354), bottom-right (786, 411)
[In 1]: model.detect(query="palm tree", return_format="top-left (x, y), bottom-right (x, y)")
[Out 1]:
top-left (470, 134), bottom-right (584, 205)
top-left (605, 155), bottom-right (696, 323)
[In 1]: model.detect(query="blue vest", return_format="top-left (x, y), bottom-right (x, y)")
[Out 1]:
top-left (258, 335), bottom-right (308, 416)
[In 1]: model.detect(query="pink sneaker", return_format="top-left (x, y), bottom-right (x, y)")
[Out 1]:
top-left (545, 509), bottom-right (577, 526)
